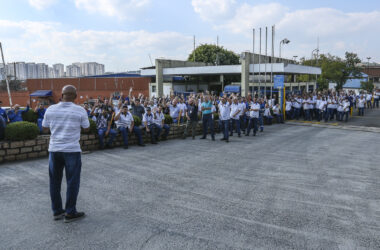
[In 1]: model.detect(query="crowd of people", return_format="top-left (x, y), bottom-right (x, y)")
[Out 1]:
top-left (0, 87), bottom-right (379, 143)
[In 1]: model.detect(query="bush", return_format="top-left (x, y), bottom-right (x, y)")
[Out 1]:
top-left (164, 114), bottom-right (173, 124)
top-left (22, 109), bottom-right (38, 123)
top-left (213, 113), bottom-right (219, 120)
top-left (133, 115), bottom-right (142, 126)
top-left (87, 118), bottom-right (97, 134)
top-left (5, 121), bottom-right (39, 141)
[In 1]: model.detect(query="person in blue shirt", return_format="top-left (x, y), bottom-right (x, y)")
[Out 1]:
top-left (7, 102), bottom-right (30, 123)
top-left (0, 101), bottom-right (7, 139)
top-left (200, 94), bottom-right (215, 141)
top-left (34, 102), bottom-right (47, 133)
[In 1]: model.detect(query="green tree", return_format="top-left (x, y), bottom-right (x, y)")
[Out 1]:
top-left (188, 44), bottom-right (240, 65)
top-left (361, 80), bottom-right (374, 93)
top-left (345, 52), bottom-right (361, 77)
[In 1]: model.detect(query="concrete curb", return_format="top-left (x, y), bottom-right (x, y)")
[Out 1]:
top-left (285, 121), bottom-right (380, 133)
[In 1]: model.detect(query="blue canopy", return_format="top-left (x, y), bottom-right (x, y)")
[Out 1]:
top-left (30, 90), bottom-right (53, 97)
top-left (224, 85), bottom-right (241, 93)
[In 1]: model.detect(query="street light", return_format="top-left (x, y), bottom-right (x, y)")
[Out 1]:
top-left (292, 55), bottom-right (298, 63)
top-left (279, 38), bottom-right (290, 58)
top-left (367, 57), bottom-right (371, 82)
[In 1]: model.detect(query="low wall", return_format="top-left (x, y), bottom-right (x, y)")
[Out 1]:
top-left (0, 123), bottom-right (218, 164)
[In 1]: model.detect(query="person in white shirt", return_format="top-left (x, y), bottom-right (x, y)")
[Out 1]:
top-left (238, 98), bottom-right (247, 134)
top-left (357, 95), bottom-right (365, 116)
top-left (366, 93), bottom-right (372, 109)
top-left (42, 85), bottom-right (90, 223)
top-left (143, 107), bottom-right (158, 144)
top-left (178, 98), bottom-right (187, 122)
top-left (218, 96), bottom-right (231, 142)
top-left (342, 98), bottom-right (350, 122)
top-left (272, 104), bottom-right (284, 123)
top-left (374, 90), bottom-right (379, 108)
top-left (153, 106), bottom-right (170, 141)
top-left (263, 104), bottom-right (273, 125)
top-left (303, 97), bottom-right (311, 121)
top-left (246, 99), bottom-right (260, 136)
top-left (229, 98), bottom-right (243, 137)
top-left (114, 105), bottom-right (145, 149)
top-left (285, 98), bottom-right (293, 120)
top-left (337, 100), bottom-right (344, 121)
top-left (293, 96), bottom-right (302, 120)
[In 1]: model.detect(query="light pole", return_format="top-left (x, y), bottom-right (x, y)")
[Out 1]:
top-left (367, 57), bottom-right (371, 82)
top-left (279, 38), bottom-right (290, 58)
top-left (292, 55), bottom-right (298, 63)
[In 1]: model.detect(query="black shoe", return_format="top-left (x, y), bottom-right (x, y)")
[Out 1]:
top-left (152, 142), bottom-right (158, 144)
top-left (138, 143), bottom-right (146, 147)
top-left (238, 134), bottom-right (241, 137)
top-left (220, 138), bottom-right (226, 141)
top-left (106, 144), bottom-right (114, 149)
top-left (53, 211), bottom-right (65, 221)
top-left (200, 137), bottom-right (206, 139)
top-left (123, 146), bottom-right (128, 149)
top-left (253, 133), bottom-right (256, 136)
top-left (192, 136), bottom-right (195, 140)
top-left (99, 145), bottom-right (105, 150)
top-left (229, 133), bottom-right (233, 136)
top-left (161, 137), bottom-right (167, 141)
top-left (64, 212), bottom-right (85, 223)
top-left (245, 134), bottom-right (249, 136)
top-left (226, 139), bottom-right (229, 143)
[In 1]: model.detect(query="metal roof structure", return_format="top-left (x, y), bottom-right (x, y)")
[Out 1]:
top-left (140, 63), bottom-right (321, 76)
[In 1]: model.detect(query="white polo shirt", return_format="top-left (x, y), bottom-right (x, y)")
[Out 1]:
top-left (249, 102), bottom-right (260, 118)
top-left (116, 112), bottom-right (134, 129)
top-left (42, 102), bottom-right (90, 152)
top-left (230, 103), bottom-right (242, 120)
top-left (153, 112), bottom-right (164, 125)
top-left (218, 102), bottom-right (230, 121)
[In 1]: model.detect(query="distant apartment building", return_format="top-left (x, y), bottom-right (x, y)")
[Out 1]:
top-left (66, 64), bottom-right (81, 77)
top-left (53, 63), bottom-right (65, 77)
top-left (26, 63), bottom-right (37, 79)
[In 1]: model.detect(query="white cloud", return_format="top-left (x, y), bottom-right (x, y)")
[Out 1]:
top-left (74, 0), bottom-right (150, 20)
top-left (0, 20), bottom-right (194, 71)
top-left (192, 2), bottom-right (380, 61)
top-left (28, 0), bottom-right (57, 10)
top-left (191, 0), bottom-right (236, 22)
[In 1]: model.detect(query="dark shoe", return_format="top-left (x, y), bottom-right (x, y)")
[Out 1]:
top-left (105, 144), bottom-right (114, 149)
top-left (212, 137), bottom-right (215, 141)
top-left (253, 133), bottom-right (256, 136)
top-left (226, 139), bottom-right (229, 143)
top-left (53, 211), bottom-right (65, 221)
top-left (192, 136), bottom-right (195, 140)
top-left (152, 142), bottom-right (158, 144)
top-left (99, 145), bottom-right (105, 150)
top-left (161, 137), bottom-right (167, 141)
top-left (220, 138), bottom-right (226, 141)
top-left (64, 212), bottom-right (85, 223)
top-left (123, 146), bottom-right (128, 149)
top-left (138, 143), bottom-right (146, 147)
top-left (245, 134), bottom-right (249, 136)
top-left (200, 137), bottom-right (206, 139)
top-left (229, 133), bottom-right (233, 136)
top-left (238, 134), bottom-right (241, 137)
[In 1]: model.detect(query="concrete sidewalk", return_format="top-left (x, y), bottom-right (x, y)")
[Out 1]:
top-left (1, 124), bottom-right (380, 249)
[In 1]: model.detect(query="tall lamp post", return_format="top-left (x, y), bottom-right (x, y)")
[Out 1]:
top-left (292, 55), bottom-right (298, 63)
top-left (279, 38), bottom-right (290, 58)
top-left (367, 57), bottom-right (371, 82)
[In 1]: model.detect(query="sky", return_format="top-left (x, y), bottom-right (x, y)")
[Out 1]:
top-left (0, 0), bottom-right (379, 72)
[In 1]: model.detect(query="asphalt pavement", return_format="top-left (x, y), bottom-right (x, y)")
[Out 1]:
top-left (1, 122), bottom-right (380, 249)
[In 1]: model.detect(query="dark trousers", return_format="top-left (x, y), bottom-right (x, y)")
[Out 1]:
top-left (294, 108), bottom-right (300, 120)
top-left (240, 115), bottom-right (247, 132)
top-left (358, 107), bottom-right (364, 116)
top-left (304, 109), bottom-right (311, 121)
top-left (49, 152), bottom-right (81, 215)
top-left (154, 124), bottom-right (170, 139)
top-left (367, 100), bottom-right (372, 109)
top-left (247, 117), bottom-right (258, 135)
top-left (183, 120), bottom-right (197, 138)
top-left (202, 114), bottom-right (214, 138)
top-left (220, 120), bottom-right (229, 140)
top-left (374, 99), bottom-right (379, 108)
top-left (98, 128), bottom-right (117, 147)
top-left (230, 119), bottom-right (240, 135)
top-left (0, 116), bottom-right (5, 140)
top-left (118, 126), bottom-right (143, 146)
top-left (274, 114), bottom-right (284, 123)
top-left (147, 124), bottom-right (158, 143)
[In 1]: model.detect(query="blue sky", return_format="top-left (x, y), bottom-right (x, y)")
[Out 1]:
top-left (0, 0), bottom-right (379, 71)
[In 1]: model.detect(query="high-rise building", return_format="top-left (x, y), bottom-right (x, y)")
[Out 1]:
top-left (36, 63), bottom-right (48, 78)
top-left (53, 63), bottom-right (64, 78)
top-left (26, 63), bottom-right (37, 79)
top-left (15, 62), bottom-right (27, 80)
top-left (66, 65), bottom-right (81, 77)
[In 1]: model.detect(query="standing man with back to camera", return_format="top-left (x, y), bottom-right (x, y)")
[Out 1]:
top-left (42, 85), bottom-right (90, 223)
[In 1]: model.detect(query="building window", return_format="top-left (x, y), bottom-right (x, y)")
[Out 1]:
top-left (152, 85), bottom-right (156, 93)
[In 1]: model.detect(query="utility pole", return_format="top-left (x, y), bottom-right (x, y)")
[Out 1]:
top-left (271, 25), bottom-right (275, 98)
top-left (0, 42), bottom-right (12, 106)
top-left (193, 35), bottom-right (196, 62)
top-left (259, 28), bottom-right (262, 95)
top-left (265, 27), bottom-right (268, 88)
top-left (367, 57), bottom-right (371, 82)
top-left (217, 35), bottom-right (219, 47)
top-left (253, 28), bottom-right (256, 96)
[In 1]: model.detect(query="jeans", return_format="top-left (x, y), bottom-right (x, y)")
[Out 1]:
top-left (337, 111), bottom-right (344, 121)
top-left (202, 114), bottom-right (214, 138)
top-left (304, 109), bottom-right (311, 121)
top-left (327, 108), bottom-right (334, 120)
top-left (274, 114), bottom-right (284, 123)
top-left (183, 120), bottom-right (197, 138)
top-left (367, 100), bottom-right (372, 109)
top-left (240, 115), bottom-right (247, 132)
top-left (344, 111), bottom-right (349, 122)
top-left (358, 107), bottom-right (364, 116)
top-left (37, 118), bottom-right (43, 133)
top-left (294, 108), bottom-right (300, 120)
top-left (98, 128), bottom-right (117, 147)
top-left (220, 120), bottom-right (229, 140)
top-left (49, 152), bottom-right (81, 215)
top-left (230, 119), bottom-right (240, 135)
top-left (247, 117), bottom-right (258, 135)
top-left (374, 99), bottom-right (379, 108)
top-left (259, 114), bottom-right (264, 131)
top-left (153, 123), bottom-right (170, 140)
top-left (118, 126), bottom-right (143, 146)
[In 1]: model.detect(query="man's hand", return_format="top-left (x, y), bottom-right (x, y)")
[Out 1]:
top-left (105, 130), bottom-right (109, 136)
top-left (146, 127), bottom-right (150, 133)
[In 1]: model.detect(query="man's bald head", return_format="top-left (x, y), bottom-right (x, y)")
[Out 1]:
top-left (62, 85), bottom-right (77, 102)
